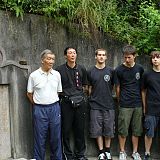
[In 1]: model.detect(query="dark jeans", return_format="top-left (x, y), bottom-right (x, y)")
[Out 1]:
top-left (33, 102), bottom-right (62, 160)
top-left (61, 100), bottom-right (86, 159)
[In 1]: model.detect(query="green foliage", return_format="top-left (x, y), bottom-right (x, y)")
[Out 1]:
top-left (0, 0), bottom-right (160, 55)
top-left (1, 0), bottom-right (25, 18)
top-left (134, 1), bottom-right (160, 54)
top-left (103, 0), bottom-right (160, 54)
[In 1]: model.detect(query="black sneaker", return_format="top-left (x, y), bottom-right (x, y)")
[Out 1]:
top-left (143, 154), bottom-right (152, 160)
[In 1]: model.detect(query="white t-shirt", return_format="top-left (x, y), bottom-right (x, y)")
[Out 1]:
top-left (27, 68), bottom-right (62, 104)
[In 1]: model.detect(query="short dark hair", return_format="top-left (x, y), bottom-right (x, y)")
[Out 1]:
top-left (40, 49), bottom-right (54, 60)
top-left (64, 47), bottom-right (77, 55)
top-left (150, 50), bottom-right (160, 57)
top-left (95, 48), bottom-right (107, 56)
top-left (122, 45), bottom-right (136, 55)
top-left (150, 51), bottom-right (160, 65)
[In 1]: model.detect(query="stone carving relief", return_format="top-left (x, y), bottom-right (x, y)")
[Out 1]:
top-left (0, 47), bottom-right (6, 65)
top-left (0, 47), bottom-right (30, 75)
top-left (0, 51), bottom-right (2, 63)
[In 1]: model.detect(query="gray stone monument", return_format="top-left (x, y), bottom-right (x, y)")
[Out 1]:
top-left (0, 47), bottom-right (33, 159)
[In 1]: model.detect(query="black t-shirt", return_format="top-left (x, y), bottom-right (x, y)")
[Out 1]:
top-left (114, 63), bottom-right (144, 107)
top-left (142, 70), bottom-right (160, 116)
top-left (87, 66), bottom-right (115, 110)
top-left (56, 63), bottom-right (88, 96)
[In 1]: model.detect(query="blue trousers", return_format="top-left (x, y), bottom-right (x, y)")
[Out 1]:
top-left (33, 102), bottom-right (62, 160)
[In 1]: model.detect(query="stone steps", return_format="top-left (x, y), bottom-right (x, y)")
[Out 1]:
top-left (8, 157), bottom-right (159, 160)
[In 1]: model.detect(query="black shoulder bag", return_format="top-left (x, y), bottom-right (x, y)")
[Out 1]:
top-left (66, 65), bottom-right (85, 108)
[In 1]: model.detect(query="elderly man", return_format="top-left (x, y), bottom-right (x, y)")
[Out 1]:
top-left (27, 49), bottom-right (62, 160)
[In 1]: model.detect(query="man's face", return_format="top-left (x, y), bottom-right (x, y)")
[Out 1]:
top-left (124, 53), bottom-right (135, 67)
top-left (95, 50), bottom-right (107, 64)
top-left (151, 54), bottom-right (160, 67)
top-left (65, 48), bottom-right (77, 63)
top-left (42, 53), bottom-right (55, 71)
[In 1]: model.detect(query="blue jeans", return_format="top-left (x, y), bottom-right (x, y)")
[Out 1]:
top-left (144, 115), bottom-right (160, 138)
top-left (33, 102), bottom-right (62, 160)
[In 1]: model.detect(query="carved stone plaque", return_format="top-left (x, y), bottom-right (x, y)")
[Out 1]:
top-left (0, 85), bottom-right (11, 159)
top-left (0, 50), bottom-right (2, 64)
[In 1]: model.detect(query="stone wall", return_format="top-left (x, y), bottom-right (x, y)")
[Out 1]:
top-left (0, 10), bottom-right (159, 159)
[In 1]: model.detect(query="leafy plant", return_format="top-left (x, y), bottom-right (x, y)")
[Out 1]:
top-left (133, 1), bottom-right (160, 54)
top-left (0, 0), bottom-right (160, 54)
top-left (1, 0), bottom-right (25, 18)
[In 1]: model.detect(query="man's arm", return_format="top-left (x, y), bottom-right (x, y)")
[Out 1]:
top-left (141, 89), bottom-right (146, 114)
top-left (115, 85), bottom-right (120, 104)
top-left (83, 85), bottom-right (89, 96)
top-left (88, 85), bottom-right (92, 96)
top-left (27, 92), bottom-right (34, 104)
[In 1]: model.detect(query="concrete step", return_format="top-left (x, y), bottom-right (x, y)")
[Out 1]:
top-left (88, 156), bottom-right (159, 160)
top-left (8, 157), bottom-right (159, 160)
top-left (88, 156), bottom-right (131, 160)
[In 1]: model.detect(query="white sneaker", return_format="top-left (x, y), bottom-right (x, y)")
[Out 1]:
top-left (132, 152), bottom-right (142, 160)
top-left (98, 153), bottom-right (106, 160)
top-left (119, 151), bottom-right (127, 160)
top-left (105, 152), bottom-right (112, 160)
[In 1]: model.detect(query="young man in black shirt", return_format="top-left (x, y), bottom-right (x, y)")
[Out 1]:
top-left (115, 45), bottom-right (144, 160)
top-left (87, 49), bottom-right (115, 160)
top-left (56, 47), bottom-right (88, 160)
top-left (142, 51), bottom-right (160, 160)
